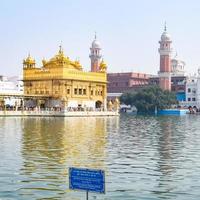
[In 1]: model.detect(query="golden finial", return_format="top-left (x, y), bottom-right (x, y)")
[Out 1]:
top-left (42, 57), bottom-right (47, 66)
top-left (59, 41), bottom-right (64, 54)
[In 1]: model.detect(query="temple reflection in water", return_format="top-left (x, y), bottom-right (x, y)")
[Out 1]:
top-left (20, 117), bottom-right (119, 173)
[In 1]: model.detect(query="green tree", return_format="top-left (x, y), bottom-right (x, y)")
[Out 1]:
top-left (120, 86), bottom-right (178, 113)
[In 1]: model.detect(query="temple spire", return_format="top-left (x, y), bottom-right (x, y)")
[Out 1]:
top-left (59, 41), bottom-right (63, 54)
top-left (164, 21), bottom-right (167, 32)
top-left (94, 32), bottom-right (97, 40)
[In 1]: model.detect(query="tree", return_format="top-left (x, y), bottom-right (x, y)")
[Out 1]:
top-left (120, 86), bottom-right (178, 113)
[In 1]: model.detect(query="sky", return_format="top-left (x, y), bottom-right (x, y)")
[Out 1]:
top-left (1, 0), bottom-right (200, 76)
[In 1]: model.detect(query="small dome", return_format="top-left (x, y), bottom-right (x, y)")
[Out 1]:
top-left (91, 33), bottom-right (101, 49)
top-left (161, 23), bottom-right (171, 41)
top-left (100, 59), bottom-right (107, 68)
top-left (161, 31), bottom-right (171, 41)
top-left (92, 39), bottom-right (101, 48)
top-left (24, 54), bottom-right (35, 64)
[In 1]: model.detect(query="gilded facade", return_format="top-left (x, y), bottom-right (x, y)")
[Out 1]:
top-left (23, 43), bottom-right (107, 110)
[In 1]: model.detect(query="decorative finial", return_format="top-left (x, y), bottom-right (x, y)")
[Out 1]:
top-left (94, 32), bottom-right (97, 40)
top-left (164, 21), bottom-right (167, 32)
top-left (59, 41), bottom-right (63, 54)
top-left (75, 57), bottom-right (80, 62)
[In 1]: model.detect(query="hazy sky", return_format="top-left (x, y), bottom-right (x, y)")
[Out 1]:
top-left (0, 0), bottom-right (200, 76)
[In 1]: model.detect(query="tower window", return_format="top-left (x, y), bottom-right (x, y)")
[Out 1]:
top-left (79, 89), bottom-right (82, 95)
top-left (91, 90), bottom-right (93, 95)
top-left (67, 89), bottom-right (70, 94)
top-left (188, 88), bottom-right (191, 93)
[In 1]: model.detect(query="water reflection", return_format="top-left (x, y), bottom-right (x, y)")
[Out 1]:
top-left (154, 117), bottom-right (176, 199)
top-left (1, 115), bottom-right (200, 199)
top-left (20, 117), bottom-right (119, 199)
top-left (157, 118), bottom-right (174, 175)
top-left (154, 116), bottom-right (200, 200)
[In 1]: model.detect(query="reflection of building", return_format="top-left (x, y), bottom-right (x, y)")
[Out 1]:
top-left (20, 117), bottom-right (120, 199)
top-left (23, 37), bottom-right (108, 110)
top-left (0, 75), bottom-right (23, 108)
top-left (155, 118), bottom-right (176, 197)
top-left (21, 117), bottom-right (110, 170)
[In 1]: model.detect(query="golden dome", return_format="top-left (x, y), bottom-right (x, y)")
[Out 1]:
top-left (73, 60), bottom-right (82, 70)
top-left (108, 100), bottom-right (112, 106)
top-left (100, 59), bottom-right (107, 72)
top-left (43, 46), bottom-right (72, 67)
top-left (24, 54), bottom-right (35, 65)
top-left (41, 46), bottom-right (83, 71)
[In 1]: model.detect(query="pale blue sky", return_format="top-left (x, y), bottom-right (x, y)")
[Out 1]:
top-left (0, 0), bottom-right (200, 76)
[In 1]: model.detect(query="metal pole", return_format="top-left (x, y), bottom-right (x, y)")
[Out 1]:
top-left (86, 191), bottom-right (88, 200)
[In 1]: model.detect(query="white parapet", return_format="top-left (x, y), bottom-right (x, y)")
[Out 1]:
top-left (0, 110), bottom-right (119, 117)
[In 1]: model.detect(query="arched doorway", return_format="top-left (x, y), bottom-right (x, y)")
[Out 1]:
top-left (95, 101), bottom-right (102, 109)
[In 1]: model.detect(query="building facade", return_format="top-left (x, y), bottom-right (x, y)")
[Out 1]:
top-left (0, 75), bottom-right (23, 108)
top-left (23, 43), bottom-right (107, 110)
top-left (181, 69), bottom-right (200, 108)
top-left (158, 24), bottom-right (173, 91)
top-left (107, 72), bottom-right (149, 93)
top-left (171, 54), bottom-right (185, 76)
top-left (149, 75), bottom-right (186, 101)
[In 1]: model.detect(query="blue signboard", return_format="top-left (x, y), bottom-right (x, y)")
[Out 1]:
top-left (69, 167), bottom-right (105, 193)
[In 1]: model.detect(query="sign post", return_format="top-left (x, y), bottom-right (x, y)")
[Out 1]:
top-left (69, 167), bottom-right (105, 200)
top-left (86, 191), bottom-right (88, 200)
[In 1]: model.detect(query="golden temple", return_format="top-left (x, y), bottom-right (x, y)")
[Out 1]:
top-left (23, 45), bottom-right (108, 110)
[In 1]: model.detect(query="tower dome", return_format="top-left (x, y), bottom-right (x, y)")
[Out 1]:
top-left (91, 33), bottom-right (101, 49)
top-left (161, 23), bottom-right (171, 41)
top-left (161, 31), bottom-right (171, 41)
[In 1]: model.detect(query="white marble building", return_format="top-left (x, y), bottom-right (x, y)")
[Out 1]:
top-left (0, 75), bottom-right (23, 107)
top-left (171, 53), bottom-right (186, 76)
top-left (180, 69), bottom-right (200, 108)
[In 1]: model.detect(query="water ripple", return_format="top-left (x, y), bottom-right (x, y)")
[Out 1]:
top-left (1, 115), bottom-right (200, 199)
